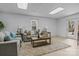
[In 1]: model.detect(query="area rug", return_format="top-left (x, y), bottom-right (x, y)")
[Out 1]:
top-left (19, 39), bottom-right (70, 56)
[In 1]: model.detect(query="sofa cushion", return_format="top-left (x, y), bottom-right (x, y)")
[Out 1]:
top-left (10, 32), bottom-right (16, 38)
top-left (4, 35), bottom-right (11, 41)
top-left (40, 32), bottom-right (48, 38)
top-left (4, 32), bottom-right (16, 41)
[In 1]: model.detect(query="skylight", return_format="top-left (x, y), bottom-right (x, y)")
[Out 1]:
top-left (49, 7), bottom-right (64, 15)
top-left (17, 3), bottom-right (28, 10)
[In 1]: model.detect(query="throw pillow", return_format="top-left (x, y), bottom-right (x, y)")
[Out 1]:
top-left (4, 31), bottom-right (14, 41)
top-left (10, 32), bottom-right (16, 38)
top-left (4, 35), bottom-right (11, 41)
top-left (41, 32), bottom-right (48, 38)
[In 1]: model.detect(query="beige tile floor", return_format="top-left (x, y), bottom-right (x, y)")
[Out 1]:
top-left (44, 37), bottom-right (79, 56)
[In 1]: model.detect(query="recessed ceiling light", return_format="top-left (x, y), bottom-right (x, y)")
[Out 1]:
top-left (17, 3), bottom-right (28, 10)
top-left (49, 7), bottom-right (64, 15)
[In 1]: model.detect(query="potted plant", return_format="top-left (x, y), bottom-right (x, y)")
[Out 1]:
top-left (0, 21), bottom-right (5, 42)
top-left (0, 21), bottom-right (5, 31)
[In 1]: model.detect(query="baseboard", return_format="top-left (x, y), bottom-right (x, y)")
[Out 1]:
top-left (53, 35), bottom-right (77, 40)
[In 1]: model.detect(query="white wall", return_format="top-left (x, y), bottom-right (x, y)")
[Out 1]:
top-left (0, 12), bottom-right (56, 36)
top-left (1, 12), bottom-right (79, 39)
top-left (56, 18), bottom-right (68, 37)
top-left (1, 12), bottom-right (79, 38)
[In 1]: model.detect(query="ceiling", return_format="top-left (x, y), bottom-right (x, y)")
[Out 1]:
top-left (0, 3), bottom-right (79, 19)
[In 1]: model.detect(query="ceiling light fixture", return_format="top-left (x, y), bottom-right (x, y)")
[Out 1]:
top-left (17, 3), bottom-right (28, 10)
top-left (49, 7), bottom-right (64, 15)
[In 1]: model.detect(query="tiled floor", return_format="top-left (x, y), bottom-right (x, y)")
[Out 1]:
top-left (44, 37), bottom-right (79, 56)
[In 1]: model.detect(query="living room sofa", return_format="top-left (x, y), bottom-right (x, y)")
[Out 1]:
top-left (0, 40), bottom-right (20, 56)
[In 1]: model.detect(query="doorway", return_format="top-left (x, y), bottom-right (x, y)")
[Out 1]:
top-left (77, 21), bottom-right (79, 45)
top-left (67, 20), bottom-right (75, 39)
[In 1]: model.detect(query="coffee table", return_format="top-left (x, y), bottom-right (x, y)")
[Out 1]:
top-left (31, 37), bottom-right (51, 47)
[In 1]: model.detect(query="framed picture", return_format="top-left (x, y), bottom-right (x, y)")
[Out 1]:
top-left (31, 20), bottom-right (38, 30)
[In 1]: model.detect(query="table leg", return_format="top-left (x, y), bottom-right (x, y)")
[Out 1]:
top-left (31, 40), bottom-right (35, 47)
top-left (49, 38), bottom-right (51, 44)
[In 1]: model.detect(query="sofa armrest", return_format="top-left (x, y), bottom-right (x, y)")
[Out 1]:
top-left (0, 40), bottom-right (20, 56)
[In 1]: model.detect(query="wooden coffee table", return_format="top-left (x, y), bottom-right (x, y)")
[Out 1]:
top-left (31, 37), bottom-right (51, 47)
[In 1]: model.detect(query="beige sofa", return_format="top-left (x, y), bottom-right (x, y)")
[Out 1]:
top-left (0, 40), bottom-right (20, 56)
